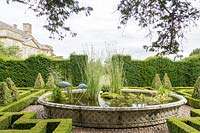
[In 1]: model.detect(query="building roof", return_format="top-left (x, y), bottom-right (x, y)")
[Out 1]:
top-left (0, 21), bottom-right (53, 51)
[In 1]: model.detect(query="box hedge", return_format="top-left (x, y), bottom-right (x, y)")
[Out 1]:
top-left (0, 112), bottom-right (72, 133)
top-left (167, 118), bottom-right (200, 133)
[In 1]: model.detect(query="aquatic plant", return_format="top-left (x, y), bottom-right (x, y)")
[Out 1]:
top-left (85, 60), bottom-right (103, 100)
top-left (108, 55), bottom-right (125, 94)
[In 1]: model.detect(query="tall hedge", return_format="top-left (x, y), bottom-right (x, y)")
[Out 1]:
top-left (70, 54), bottom-right (88, 86)
top-left (115, 55), bottom-right (200, 87)
top-left (0, 54), bottom-right (86, 87)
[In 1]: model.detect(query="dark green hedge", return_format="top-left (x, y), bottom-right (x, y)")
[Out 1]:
top-left (0, 89), bottom-right (46, 112)
top-left (0, 54), bottom-right (87, 87)
top-left (70, 55), bottom-right (88, 86)
top-left (115, 55), bottom-right (200, 87)
top-left (0, 112), bottom-right (72, 133)
top-left (167, 118), bottom-right (200, 133)
top-left (176, 88), bottom-right (200, 108)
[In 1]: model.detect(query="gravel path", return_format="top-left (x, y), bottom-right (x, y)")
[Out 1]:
top-left (21, 105), bottom-right (194, 133)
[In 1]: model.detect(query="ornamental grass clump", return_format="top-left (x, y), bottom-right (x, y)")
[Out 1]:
top-left (162, 73), bottom-right (173, 91)
top-left (5, 78), bottom-right (19, 101)
top-left (34, 73), bottom-right (45, 89)
top-left (192, 76), bottom-right (200, 99)
top-left (85, 60), bottom-right (103, 100)
top-left (151, 74), bottom-right (162, 90)
top-left (0, 82), bottom-right (12, 105)
top-left (108, 56), bottom-right (125, 94)
top-left (46, 73), bottom-right (56, 89)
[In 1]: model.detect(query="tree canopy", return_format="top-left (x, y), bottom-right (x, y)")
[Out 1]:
top-left (7, 0), bottom-right (200, 56)
top-left (190, 48), bottom-right (200, 56)
top-left (7, 0), bottom-right (93, 39)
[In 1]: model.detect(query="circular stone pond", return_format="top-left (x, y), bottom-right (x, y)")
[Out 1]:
top-left (38, 89), bottom-right (187, 128)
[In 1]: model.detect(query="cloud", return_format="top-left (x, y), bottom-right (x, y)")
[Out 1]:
top-left (0, 0), bottom-right (200, 59)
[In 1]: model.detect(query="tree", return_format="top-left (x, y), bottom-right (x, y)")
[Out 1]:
top-left (117, 0), bottom-right (200, 57)
top-left (7, 0), bottom-right (93, 39)
top-left (7, 0), bottom-right (200, 56)
top-left (189, 48), bottom-right (200, 56)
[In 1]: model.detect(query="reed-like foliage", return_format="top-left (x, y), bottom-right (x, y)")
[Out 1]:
top-left (108, 56), bottom-right (125, 94)
top-left (85, 60), bottom-right (103, 100)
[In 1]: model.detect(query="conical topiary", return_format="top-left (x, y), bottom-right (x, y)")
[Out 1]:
top-left (34, 73), bottom-right (45, 89)
top-left (0, 82), bottom-right (12, 105)
top-left (192, 76), bottom-right (200, 99)
top-left (6, 78), bottom-right (19, 101)
top-left (162, 73), bottom-right (173, 90)
top-left (151, 74), bottom-right (163, 90)
top-left (46, 73), bottom-right (56, 89)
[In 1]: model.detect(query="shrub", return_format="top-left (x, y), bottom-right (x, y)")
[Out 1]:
top-left (162, 73), bottom-right (173, 90)
top-left (5, 78), bottom-right (19, 101)
top-left (0, 82), bottom-right (12, 105)
top-left (151, 74), bottom-right (162, 90)
top-left (34, 73), bottom-right (45, 89)
top-left (51, 88), bottom-right (66, 103)
top-left (46, 73), bottom-right (56, 89)
top-left (192, 76), bottom-right (200, 99)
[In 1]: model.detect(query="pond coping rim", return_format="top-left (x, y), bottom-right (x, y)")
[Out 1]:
top-left (38, 89), bottom-right (187, 111)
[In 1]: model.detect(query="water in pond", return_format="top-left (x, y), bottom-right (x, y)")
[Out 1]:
top-left (46, 91), bottom-right (179, 107)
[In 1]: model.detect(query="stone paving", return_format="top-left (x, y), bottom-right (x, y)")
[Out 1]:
top-left (21, 105), bottom-right (194, 133)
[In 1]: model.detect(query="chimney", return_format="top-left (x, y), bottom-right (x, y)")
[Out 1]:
top-left (13, 24), bottom-right (17, 28)
top-left (23, 23), bottom-right (32, 35)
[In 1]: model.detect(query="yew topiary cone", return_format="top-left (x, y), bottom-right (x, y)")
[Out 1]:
top-left (34, 73), bottom-right (45, 89)
top-left (192, 76), bottom-right (200, 99)
top-left (162, 73), bottom-right (173, 90)
top-left (46, 73), bottom-right (56, 89)
top-left (6, 78), bottom-right (19, 101)
top-left (151, 74), bottom-right (162, 90)
top-left (0, 82), bottom-right (12, 105)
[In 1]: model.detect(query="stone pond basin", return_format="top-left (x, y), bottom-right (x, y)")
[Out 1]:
top-left (38, 89), bottom-right (187, 128)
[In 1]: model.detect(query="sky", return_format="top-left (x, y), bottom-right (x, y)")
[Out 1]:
top-left (0, 0), bottom-right (200, 60)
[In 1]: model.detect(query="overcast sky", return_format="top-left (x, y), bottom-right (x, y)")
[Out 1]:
top-left (0, 0), bottom-right (200, 60)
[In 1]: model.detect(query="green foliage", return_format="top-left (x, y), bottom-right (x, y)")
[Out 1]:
top-left (34, 73), bottom-right (45, 89)
top-left (108, 55), bottom-right (126, 94)
top-left (190, 48), bottom-right (200, 56)
top-left (70, 54), bottom-right (88, 86)
top-left (192, 76), bottom-right (200, 99)
top-left (151, 74), bottom-right (162, 90)
top-left (45, 73), bottom-right (56, 89)
top-left (51, 88), bottom-right (66, 103)
top-left (162, 73), bottom-right (173, 90)
top-left (0, 82), bottom-right (12, 105)
top-left (0, 90), bottom-right (45, 112)
top-left (191, 109), bottom-right (200, 117)
top-left (5, 78), bottom-right (19, 101)
top-left (85, 60), bottom-right (103, 100)
top-left (118, 0), bottom-right (199, 56)
top-left (167, 118), bottom-right (200, 133)
top-left (0, 54), bottom-right (85, 87)
top-left (0, 112), bottom-right (72, 133)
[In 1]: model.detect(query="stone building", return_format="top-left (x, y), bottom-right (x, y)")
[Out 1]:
top-left (0, 21), bottom-right (55, 58)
